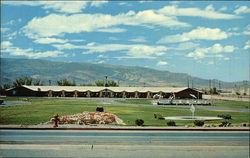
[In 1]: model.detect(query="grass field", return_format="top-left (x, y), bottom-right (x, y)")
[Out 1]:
top-left (0, 98), bottom-right (249, 126)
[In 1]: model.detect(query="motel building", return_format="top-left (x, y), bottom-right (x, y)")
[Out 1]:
top-left (6, 85), bottom-right (203, 99)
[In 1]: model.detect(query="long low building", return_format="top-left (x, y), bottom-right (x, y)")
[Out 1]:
top-left (6, 85), bottom-right (203, 99)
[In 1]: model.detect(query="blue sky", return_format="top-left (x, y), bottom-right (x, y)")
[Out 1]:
top-left (1, 1), bottom-right (249, 82)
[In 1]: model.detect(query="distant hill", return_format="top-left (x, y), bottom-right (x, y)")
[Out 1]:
top-left (1, 58), bottom-right (248, 89)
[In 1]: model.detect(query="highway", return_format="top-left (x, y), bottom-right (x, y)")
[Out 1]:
top-left (0, 129), bottom-right (249, 158)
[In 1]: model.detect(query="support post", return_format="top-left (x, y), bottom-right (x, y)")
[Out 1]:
top-left (48, 90), bottom-right (53, 97)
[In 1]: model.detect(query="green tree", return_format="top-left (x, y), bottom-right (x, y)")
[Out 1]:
top-left (33, 79), bottom-right (44, 86)
top-left (95, 80), bottom-right (105, 86)
top-left (209, 87), bottom-right (218, 94)
top-left (0, 84), bottom-right (13, 95)
top-left (95, 80), bottom-right (118, 87)
top-left (107, 80), bottom-right (118, 87)
top-left (80, 83), bottom-right (95, 86)
top-left (57, 79), bottom-right (76, 86)
top-left (13, 76), bottom-right (33, 87)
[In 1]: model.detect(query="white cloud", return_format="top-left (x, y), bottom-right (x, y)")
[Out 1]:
top-left (219, 6), bottom-right (228, 12)
top-left (64, 43), bottom-right (167, 59)
top-left (34, 38), bottom-right (68, 44)
top-left (243, 40), bottom-right (250, 50)
top-left (135, 10), bottom-right (190, 28)
top-left (170, 42), bottom-right (200, 50)
top-left (129, 36), bottom-right (147, 43)
top-left (41, 1), bottom-right (88, 14)
top-left (7, 31), bottom-right (18, 40)
top-left (118, 2), bottom-right (131, 6)
top-left (207, 61), bottom-right (214, 65)
top-left (1, 27), bottom-right (10, 33)
top-left (156, 61), bottom-right (168, 66)
top-left (1, 41), bottom-right (13, 48)
top-left (22, 11), bottom-right (189, 39)
top-left (234, 6), bottom-right (250, 15)
top-left (90, 1), bottom-right (108, 7)
top-left (187, 43), bottom-right (236, 60)
top-left (1, 41), bottom-right (65, 58)
top-left (97, 60), bottom-right (105, 64)
top-left (158, 27), bottom-right (228, 43)
top-left (3, 1), bottom-right (107, 13)
top-left (97, 28), bottom-right (126, 33)
top-left (243, 25), bottom-right (250, 35)
top-left (52, 43), bottom-right (84, 50)
top-left (158, 5), bottom-right (241, 19)
top-left (71, 39), bottom-right (85, 42)
top-left (228, 27), bottom-right (239, 31)
top-left (205, 4), bottom-right (215, 12)
top-left (6, 20), bottom-right (15, 25)
top-left (97, 55), bottom-right (105, 58)
top-left (51, 41), bottom-right (168, 59)
top-left (2, 1), bottom-right (39, 6)
top-left (108, 37), bottom-right (119, 41)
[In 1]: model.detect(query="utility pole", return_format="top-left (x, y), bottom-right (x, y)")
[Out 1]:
top-left (187, 77), bottom-right (189, 88)
top-left (191, 80), bottom-right (193, 89)
top-left (105, 75), bottom-right (108, 87)
top-left (209, 79), bottom-right (211, 89)
top-left (104, 75), bottom-right (108, 97)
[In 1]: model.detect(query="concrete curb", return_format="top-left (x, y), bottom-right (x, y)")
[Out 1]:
top-left (0, 127), bottom-right (249, 131)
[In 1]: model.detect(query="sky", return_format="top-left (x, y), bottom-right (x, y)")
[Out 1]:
top-left (1, 1), bottom-right (249, 82)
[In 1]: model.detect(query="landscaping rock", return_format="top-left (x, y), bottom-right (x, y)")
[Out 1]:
top-left (49, 112), bottom-right (125, 125)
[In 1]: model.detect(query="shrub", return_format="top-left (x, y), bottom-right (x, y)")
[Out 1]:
top-left (167, 121), bottom-right (176, 126)
top-left (194, 120), bottom-right (204, 126)
top-left (220, 121), bottom-right (231, 127)
top-left (135, 119), bottom-right (144, 126)
top-left (96, 107), bottom-right (104, 112)
top-left (154, 114), bottom-right (164, 120)
top-left (217, 114), bottom-right (232, 120)
top-left (154, 114), bottom-right (157, 118)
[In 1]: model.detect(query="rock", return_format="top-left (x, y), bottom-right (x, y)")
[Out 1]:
top-left (52, 111), bottom-right (125, 125)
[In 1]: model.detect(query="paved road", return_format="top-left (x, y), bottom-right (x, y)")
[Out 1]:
top-left (0, 130), bottom-right (249, 158)
top-left (0, 101), bottom-right (31, 106)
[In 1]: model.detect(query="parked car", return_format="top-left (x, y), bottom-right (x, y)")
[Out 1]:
top-left (0, 99), bottom-right (4, 105)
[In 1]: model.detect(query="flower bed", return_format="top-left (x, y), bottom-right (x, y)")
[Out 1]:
top-left (51, 112), bottom-right (124, 125)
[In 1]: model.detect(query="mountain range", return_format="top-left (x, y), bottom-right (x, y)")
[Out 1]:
top-left (1, 58), bottom-right (247, 89)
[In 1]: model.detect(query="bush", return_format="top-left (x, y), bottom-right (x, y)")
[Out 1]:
top-left (167, 121), bottom-right (176, 126)
top-left (194, 120), bottom-right (204, 126)
top-left (96, 107), bottom-right (104, 112)
top-left (217, 114), bottom-right (232, 120)
top-left (219, 121), bottom-right (231, 127)
top-left (154, 114), bottom-right (164, 120)
top-left (154, 114), bottom-right (157, 118)
top-left (135, 119), bottom-right (144, 126)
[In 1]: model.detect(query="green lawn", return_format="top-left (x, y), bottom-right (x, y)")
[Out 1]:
top-left (211, 100), bottom-right (249, 109)
top-left (0, 98), bottom-right (249, 126)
